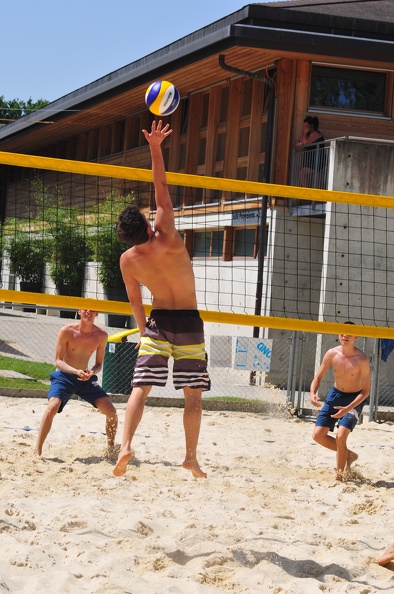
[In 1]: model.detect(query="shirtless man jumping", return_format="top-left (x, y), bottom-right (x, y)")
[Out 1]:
top-left (34, 309), bottom-right (118, 457)
top-left (310, 323), bottom-right (370, 481)
top-left (113, 120), bottom-right (210, 478)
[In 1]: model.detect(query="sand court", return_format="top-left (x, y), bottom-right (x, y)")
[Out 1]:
top-left (0, 395), bottom-right (393, 593)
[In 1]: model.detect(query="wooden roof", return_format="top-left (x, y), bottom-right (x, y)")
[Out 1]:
top-left (259, 0), bottom-right (394, 23)
top-left (1, 1), bottom-right (393, 154)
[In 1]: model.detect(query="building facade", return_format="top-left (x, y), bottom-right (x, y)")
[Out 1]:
top-left (1, 0), bottom-right (394, 390)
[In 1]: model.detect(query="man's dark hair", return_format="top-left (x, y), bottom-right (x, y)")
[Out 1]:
top-left (344, 321), bottom-right (355, 325)
top-left (116, 205), bottom-right (150, 246)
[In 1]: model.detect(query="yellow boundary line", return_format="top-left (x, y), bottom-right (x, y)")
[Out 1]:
top-left (0, 150), bottom-right (394, 207)
top-left (1, 289), bottom-right (394, 339)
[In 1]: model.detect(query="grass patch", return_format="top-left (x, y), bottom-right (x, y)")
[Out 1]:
top-left (205, 396), bottom-right (265, 404)
top-left (0, 354), bottom-right (54, 380)
top-left (0, 378), bottom-right (49, 390)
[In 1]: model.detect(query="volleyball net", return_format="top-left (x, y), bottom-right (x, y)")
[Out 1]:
top-left (1, 149), bottom-right (394, 413)
top-left (1, 150), bottom-right (394, 338)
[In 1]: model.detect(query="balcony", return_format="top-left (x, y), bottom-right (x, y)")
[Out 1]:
top-left (288, 141), bottom-right (331, 217)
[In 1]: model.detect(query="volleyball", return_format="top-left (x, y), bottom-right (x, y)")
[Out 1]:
top-left (145, 80), bottom-right (180, 116)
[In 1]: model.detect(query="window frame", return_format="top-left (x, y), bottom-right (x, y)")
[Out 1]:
top-left (191, 229), bottom-right (225, 259)
top-left (309, 64), bottom-right (391, 118)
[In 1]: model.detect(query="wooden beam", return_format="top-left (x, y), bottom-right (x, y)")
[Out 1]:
top-left (293, 60), bottom-right (311, 144)
top-left (248, 78), bottom-right (266, 182)
top-left (224, 78), bottom-right (242, 181)
top-left (273, 59), bottom-right (296, 186)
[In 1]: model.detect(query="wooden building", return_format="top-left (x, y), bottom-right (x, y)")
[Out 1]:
top-left (0, 0), bottom-right (393, 316)
top-left (1, 0), bottom-right (394, 398)
top-left (1, 0), bottom-right (393, 204)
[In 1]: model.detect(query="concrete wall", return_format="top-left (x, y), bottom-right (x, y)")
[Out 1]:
top-left (318, 139), bottom-right (394, 396)
top-left (320, 139), bottom-right (394, 326)
top-left (269, 208), bottom-right (325, 320)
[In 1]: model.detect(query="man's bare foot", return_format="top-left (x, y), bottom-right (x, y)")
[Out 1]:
top-left (335, 469), bottom-right (344, 481)
top-left (378, 543), bottom-right (394, 566)
top-left (346, 450), bottom-right (358, 468)
top-left (182, 460), bottom-right (207, 478)
top-left (105, 444), bottom-right (120, 462)
top-left (113, 449), bottom-right (133, 477)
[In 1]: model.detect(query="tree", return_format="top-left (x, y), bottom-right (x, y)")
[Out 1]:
top-left (0, 96), bottom-right (49, 124)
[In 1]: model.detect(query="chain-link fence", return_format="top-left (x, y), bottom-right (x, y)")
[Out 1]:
top-left (0, 306), bottom-right (279, 404)
top-left (285, 332), bottom-right (394, 422)
top-left (1, 305), bottom-right (393, 419)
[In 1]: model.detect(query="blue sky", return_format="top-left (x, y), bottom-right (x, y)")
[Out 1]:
top-left (1, 0), bottom-right (282, 103)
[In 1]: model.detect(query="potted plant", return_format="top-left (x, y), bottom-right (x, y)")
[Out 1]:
top-left (88, 193), bottom-right (136, 327)
top-left (48, 217), bottom-right (90, 318)
top-left (31, 182), bottom-right (90, 317)
top-left (49, 222), bottom-right (89, 296)
top-left (5, 230), bottom-right (50, 293)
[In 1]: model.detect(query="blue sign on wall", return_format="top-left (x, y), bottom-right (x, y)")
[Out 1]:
top-left (234, 337), bottom-right (272, 371)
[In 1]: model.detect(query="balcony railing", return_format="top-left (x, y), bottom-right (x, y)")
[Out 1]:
top-left (289, 141), bottom-right (331, 216)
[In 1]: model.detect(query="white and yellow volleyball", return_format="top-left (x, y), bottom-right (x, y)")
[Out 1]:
top-left (145, 80), bottom-right (180, 116)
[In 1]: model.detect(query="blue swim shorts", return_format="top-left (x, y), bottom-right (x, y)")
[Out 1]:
top-left (48, 370), bottom-right (108, 413)
top-left (315, 386), bottom-right (364, 432)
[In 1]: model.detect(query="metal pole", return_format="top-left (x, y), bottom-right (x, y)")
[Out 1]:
top-left (291, 332), bottom-right (300, 410)
top-left (374, 339), bottom-right (381, 422)
top-left (369, 338), bottom-right (381, 422)
top-left (287, 331), bottom-right (296, 403)
top-left (296, 333), bottom-right (306, 412)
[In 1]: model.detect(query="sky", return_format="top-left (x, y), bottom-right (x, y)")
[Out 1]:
top-left (1, 0), bottom-right (283, 104)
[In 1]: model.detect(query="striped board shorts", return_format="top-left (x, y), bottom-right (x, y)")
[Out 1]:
top-left (133, 309), bottom-right (210, 391)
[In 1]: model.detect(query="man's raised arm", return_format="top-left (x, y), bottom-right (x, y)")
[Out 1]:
top-left (142, 120), bottom-right (174, 233)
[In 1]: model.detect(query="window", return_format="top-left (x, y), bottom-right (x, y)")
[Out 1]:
top-left (219, 87), bottom-right (229, 123)
top-left (180, 98), bottom-right (189, 136)
top-left (99, 125), bottom-right (113, 158)
top-left (197, 137), bottom-right (206, 166)
top-left (112, 120), bottom-right (125, 154)
top-left (238, 127), bottom-right (250, 158)
top-left (241, 78), bottom-right (253, 117)
top-left (125, 115), bottom-right (142, 150)
top-left (310, 66), bottom-right (387, 115)
top-left (192, 230), bottom-right (224, 258)
top-left (211, 230), bottom-right (224, 256)
top-left (215, 133), bottom-right (226, 162)
top-left (233, 228), bottom-right (256, 258)
top-left (200, 94), bottom-right (210, 129)
top-left (87, 129), bottom-right (99, 160)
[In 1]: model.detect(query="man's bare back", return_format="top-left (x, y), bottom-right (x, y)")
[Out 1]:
top-left (120, 229), bottom-right (197, 311)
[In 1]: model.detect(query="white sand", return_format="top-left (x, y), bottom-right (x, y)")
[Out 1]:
top-left (0, 395), bottom-right (394, 593)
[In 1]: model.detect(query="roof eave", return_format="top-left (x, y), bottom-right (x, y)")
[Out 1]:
top-left (1, 3), bottom-right (394, 142)
top-left (231, 23), bottom-right (394, 64)
top-left (0, 28), bottom-right (238, 140)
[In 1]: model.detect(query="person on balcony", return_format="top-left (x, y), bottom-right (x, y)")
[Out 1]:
top-left (296, 116), bottom-right (325, 187)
